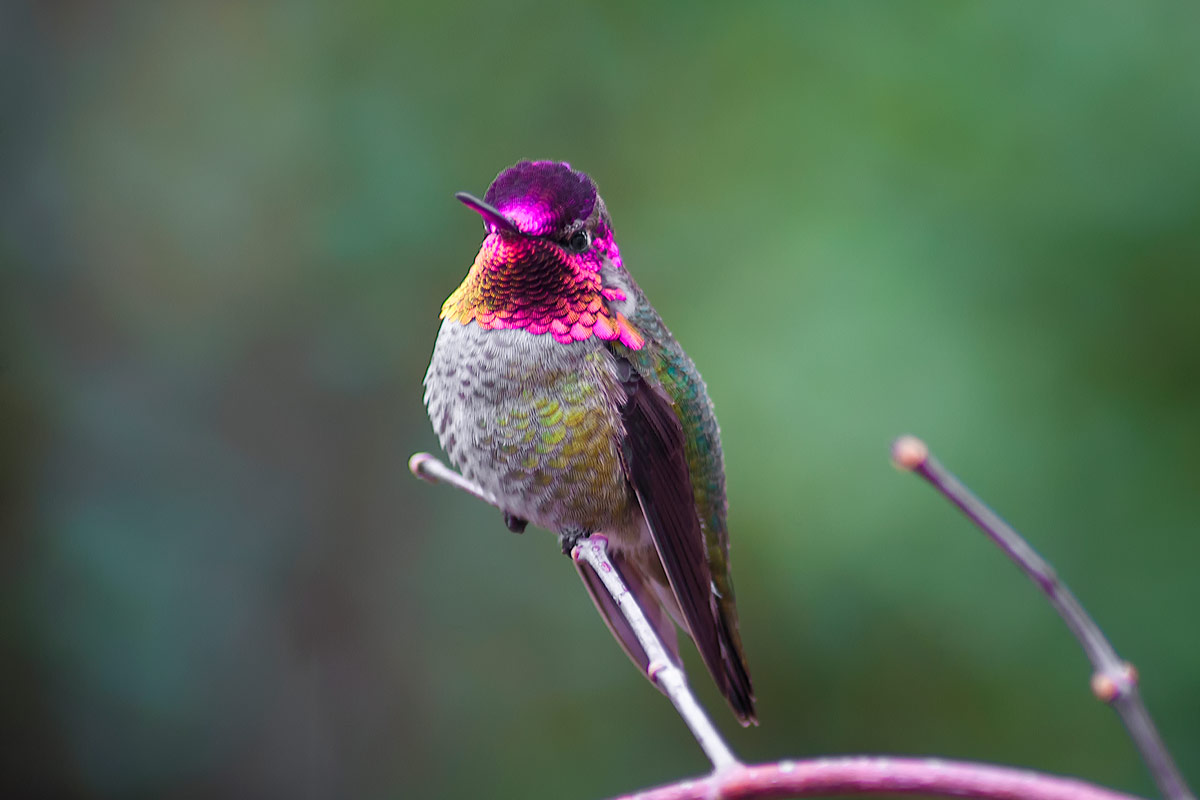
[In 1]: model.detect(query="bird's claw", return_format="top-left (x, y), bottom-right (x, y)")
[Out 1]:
top-left (558, 529), bottom-right (588, 555)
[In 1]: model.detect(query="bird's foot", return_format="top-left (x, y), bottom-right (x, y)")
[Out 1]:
top-left (502, 512), bottom-right (528, 534)
top-left (558, 528), bottom-right (589, 556)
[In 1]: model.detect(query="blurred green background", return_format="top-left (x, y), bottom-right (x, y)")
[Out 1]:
top-left (3, 2), bottom-right (1198, 798)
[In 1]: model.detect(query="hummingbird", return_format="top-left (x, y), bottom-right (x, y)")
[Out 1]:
top-left (423, 160), bottom-right (756, 725)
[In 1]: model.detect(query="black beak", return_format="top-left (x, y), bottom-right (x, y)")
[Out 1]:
top-left (456, 192), bottom-right (521, 234)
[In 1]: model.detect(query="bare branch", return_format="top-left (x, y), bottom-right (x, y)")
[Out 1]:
top-left (610, 757), bottom-right (1146, 800)
top-left (410, 452), bottom-right (499, 507)
top-left (572, 535), bottom-right (739, 772)
top-left (410, 448), bottom-right (1189, 800)
top-left (891, 435), bottom-right (1194, 800)
top-left (409, 452), bottom-right (739, 772)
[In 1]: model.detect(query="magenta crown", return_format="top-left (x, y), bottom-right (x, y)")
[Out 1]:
top-left (483, 161), bottom-right (598, 237)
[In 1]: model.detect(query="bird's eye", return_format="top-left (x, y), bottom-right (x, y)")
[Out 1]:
top-left (566, 230), bottom-right (591, 253)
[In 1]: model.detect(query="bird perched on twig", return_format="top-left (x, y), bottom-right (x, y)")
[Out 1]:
top-left (423, 161), bottom-right (756, 725)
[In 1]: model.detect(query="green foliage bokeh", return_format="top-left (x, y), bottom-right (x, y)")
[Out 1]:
top-left (3, 3), bottom-right (1198, 798)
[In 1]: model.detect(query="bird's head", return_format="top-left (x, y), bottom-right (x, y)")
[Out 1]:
top-left (457, 160), bottom-right (623, 274)
top-left (443, 161), bottom-right (639, 348)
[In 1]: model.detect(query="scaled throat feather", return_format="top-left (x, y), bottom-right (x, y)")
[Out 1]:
top-left (441, 233), bottom-right (644, 349)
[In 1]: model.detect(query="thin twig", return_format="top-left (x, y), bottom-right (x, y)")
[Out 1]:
top-left (611, 757), bottom-right (1146, 800)
top-left (409, 453), bottom-right (498, 506)
top-left (409, 452), bottom-right (739, 772)
top-left (891, 436), bottom-right (1194, 800)
top-left (410, 449), bottom-right (1182, 800)
top-left (572, 535), bottom-right (740, 772)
